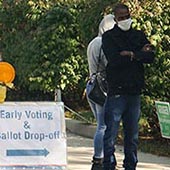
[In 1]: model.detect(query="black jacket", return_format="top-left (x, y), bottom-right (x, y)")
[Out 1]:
top-left (102, 25), bottom-right (154, 95)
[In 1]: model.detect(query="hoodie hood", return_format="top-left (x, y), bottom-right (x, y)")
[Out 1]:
top-left (98, 14), bottom-right (115, 37)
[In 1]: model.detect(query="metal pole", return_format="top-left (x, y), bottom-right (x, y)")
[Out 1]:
top-left (54, 88), bottom-right (92, 124)
top-left (54, 89), bottom-right (61, 102)
top-left (0, 51), bottom-right (2, 61)
top-left (64, 105), bottom-right (91, 124)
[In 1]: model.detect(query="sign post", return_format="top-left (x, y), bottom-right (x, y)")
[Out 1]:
top-left (155, 101), bottom-right (170, 139)
top-left (0, 102), bottom-right (67, 169)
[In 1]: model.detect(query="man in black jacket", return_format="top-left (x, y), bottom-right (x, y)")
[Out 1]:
top-left (102, 3), bottom-right (154, 170)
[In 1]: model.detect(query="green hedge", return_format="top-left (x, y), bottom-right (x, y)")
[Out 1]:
top-left (0, 0), bottom-right (169, 139)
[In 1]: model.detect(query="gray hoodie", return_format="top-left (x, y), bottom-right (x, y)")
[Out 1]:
top-left (87, 14), bottom-right (115, 77)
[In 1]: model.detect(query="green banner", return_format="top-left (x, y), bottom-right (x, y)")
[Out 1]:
top-left (155, 101), bottom-right (170, 139)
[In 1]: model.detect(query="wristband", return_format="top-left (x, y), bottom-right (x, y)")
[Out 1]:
top-left (130, 51), bottom-right (134, 61)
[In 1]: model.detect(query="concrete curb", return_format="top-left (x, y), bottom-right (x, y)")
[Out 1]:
top-left (65, 118), bottom-right (96, 139)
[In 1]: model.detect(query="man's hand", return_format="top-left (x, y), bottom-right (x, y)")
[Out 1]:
top-left (142, 44), bottom-right (153, 52)
top-left (120, 50), bottom-right (135, 61)
top-left (120, 50), bottom-right (131, 56)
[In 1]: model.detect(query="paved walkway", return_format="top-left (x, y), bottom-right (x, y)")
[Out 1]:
top-left (66, 119), bottom-right (170, 170)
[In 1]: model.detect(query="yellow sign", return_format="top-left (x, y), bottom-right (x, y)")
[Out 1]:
top-left (0, 62), bottom-right (15, 83)
top-left (0, 62), bottom-right (15, 103)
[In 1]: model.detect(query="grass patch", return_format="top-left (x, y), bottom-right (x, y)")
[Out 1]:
top-left (138, 136), bottom-right (170, 157)
top-left (65, 108), bottom-right (96, 124)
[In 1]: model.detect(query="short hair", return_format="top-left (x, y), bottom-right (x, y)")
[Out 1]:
top-left (113, 3), bottom-right (129, 15)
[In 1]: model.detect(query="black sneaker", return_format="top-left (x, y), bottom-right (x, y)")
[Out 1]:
top-left (102, 166), bottom-right (116, 170)
top-left (91, 157), bottom-right (103, 170)
top-left (91, 162), bottom-right (103, 170)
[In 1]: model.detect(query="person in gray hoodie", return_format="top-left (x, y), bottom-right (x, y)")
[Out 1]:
top-left (86, 14), bottom-right (115, 170)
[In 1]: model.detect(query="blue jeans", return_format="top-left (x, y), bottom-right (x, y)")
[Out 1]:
top-left (86, 81), bottom-right (106, 158)
top-left (103, 95), bottom-right (140, 170)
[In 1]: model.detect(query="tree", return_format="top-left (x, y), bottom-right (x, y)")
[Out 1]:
top-left (0, 0), bottom-right (88, 102)
top-left (0, 0), bottom-right (169, 138)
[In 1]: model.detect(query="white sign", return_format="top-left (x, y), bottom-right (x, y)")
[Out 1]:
top-left (0, 102), bottom-right (67, 169)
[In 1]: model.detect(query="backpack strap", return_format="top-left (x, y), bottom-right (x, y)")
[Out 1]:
top-left (96, 46), bottom-right (102, 73)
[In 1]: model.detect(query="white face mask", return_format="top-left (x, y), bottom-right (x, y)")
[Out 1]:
top-left (117, 18), bottom-right (132, 31)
